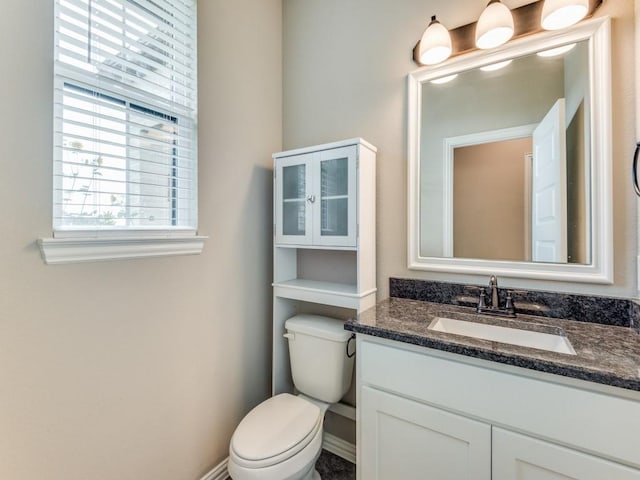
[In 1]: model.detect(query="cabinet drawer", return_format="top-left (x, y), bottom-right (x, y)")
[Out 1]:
top-left (359, 337), bottom-right (640, 468)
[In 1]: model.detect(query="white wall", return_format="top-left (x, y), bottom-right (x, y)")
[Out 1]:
top-left (283, 0), bottom-right (637, 298)
top-left (0, 1), bottom-right (281, 479)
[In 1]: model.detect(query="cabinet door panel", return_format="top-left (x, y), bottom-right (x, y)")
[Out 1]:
top-left (493, 428), bottom-right (640, 480)
top-left (360, 386), bottom-right (491, 480)
top-left (275, 154), bottom-right (313, 245)
top-left (313, 146), bottom-right (357, 247)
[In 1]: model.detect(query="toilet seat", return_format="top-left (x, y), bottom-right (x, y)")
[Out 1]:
top-left (230, 393), bottom-right (322, 469)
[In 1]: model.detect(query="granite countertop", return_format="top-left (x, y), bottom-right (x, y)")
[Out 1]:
top-left (345, 297), bottom-right (640, 392)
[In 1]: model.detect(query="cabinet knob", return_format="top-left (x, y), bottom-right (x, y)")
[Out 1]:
top-left (306, 194), bottom-right (316, 203)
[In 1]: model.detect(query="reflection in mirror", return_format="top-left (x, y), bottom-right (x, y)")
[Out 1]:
top-left (408, 17), bottom-right (612, 283)
top-left (420, 41), bottom-right (590, 265)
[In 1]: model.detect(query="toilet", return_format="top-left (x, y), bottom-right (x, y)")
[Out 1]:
top-left (228, 314), bottom-right (355, 480)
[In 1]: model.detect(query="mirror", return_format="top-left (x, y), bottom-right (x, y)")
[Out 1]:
top-left (408, 17), bottom-right (612, 283)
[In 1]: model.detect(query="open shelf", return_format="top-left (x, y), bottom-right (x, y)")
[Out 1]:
top-left (273, 279), bottom-right (376, 308)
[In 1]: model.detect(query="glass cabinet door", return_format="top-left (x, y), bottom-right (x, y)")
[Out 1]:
top-left (275, 153), bottom-right (313, 245)
top-left (320, 158), bottom-right (348, 236)
top-left (275, 146), bottom-right (356, 247)
top-left (282, 163), bottom-right (306, 236)
top-left (313, 146), bottom-right (357, 247)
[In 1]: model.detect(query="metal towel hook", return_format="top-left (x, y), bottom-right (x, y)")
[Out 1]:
top-left (346, 334), bottom-right (356, 358)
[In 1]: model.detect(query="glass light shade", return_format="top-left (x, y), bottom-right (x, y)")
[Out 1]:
top-left (541, 0), bottom-right (588, 30)
top-left (537, 43), bottom-right (577, 57)
top-left (419, 16), bottom-right (452, 65)
top-left (475, 1), bottom-right (514, 50)
top-left (479, 59), bottom-right (512, 71)
top-left (430, 74), bottom-right (458, 84)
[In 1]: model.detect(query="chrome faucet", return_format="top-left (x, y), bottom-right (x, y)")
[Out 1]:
top-left (489, 275), bottom-right (499, 310)
top-left (477, 275), bottom-right (516, 318)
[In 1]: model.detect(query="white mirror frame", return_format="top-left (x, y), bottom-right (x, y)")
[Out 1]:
top-left (407, 17), bottom-right (612, 283)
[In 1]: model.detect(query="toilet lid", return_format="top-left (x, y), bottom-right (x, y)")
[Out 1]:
top-left (231, 393), bottom-right (322, 465)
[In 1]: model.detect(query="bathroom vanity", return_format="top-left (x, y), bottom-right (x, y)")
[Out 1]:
top-left (350, 8), bottom-right (640, 480)
top-left (346, 281), bottom-right (640, 480)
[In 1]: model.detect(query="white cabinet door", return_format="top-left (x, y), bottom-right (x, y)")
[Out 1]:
top-left (275, 153), bottom-right (313, 245)
top-left (275, 146), bottom-right (357, 247)
top-left (360, 386), bottom-right (491, 480)
top-left (493, 428), bottom-right (640, 480)
top-left (312, 145), bottom-right (357, 247)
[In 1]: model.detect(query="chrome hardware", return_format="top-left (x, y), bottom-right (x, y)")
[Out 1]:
top-left (476, 275), bottom-right (516, 318)
top-left (489, 275), bottom-right (499, 311)
top-left (306, 194), bottom-right (316, 203)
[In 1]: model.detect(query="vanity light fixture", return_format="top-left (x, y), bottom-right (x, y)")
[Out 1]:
top-left (412, 0), bottom-right (603, 67)
top-left (537, 43), bottom-right (577, 57)
top-left (479, 59), bottom-right (513, 71)
top-left (417, 15), bottom-right (453, 65)
top-left (430, 74), bottom-right (458, 84)
top-left (541, 0), bottom-right (589, 30)
top-left (475, 0), bottom-right (514, 49)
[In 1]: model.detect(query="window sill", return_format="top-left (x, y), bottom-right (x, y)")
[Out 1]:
top-left (38, 234), bottom-right (208, 264)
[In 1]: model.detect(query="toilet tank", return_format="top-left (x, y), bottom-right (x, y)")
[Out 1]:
top-left (285, 314), bottom-right (355, 404)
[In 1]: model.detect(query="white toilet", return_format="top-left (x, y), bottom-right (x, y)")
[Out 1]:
top-left (228, 314), bottom-right (355, 480)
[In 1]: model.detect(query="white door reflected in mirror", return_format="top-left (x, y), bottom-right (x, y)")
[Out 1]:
top-left (532, 98), bottom-right (568, 263)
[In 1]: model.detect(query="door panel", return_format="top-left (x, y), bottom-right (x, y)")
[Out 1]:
top-left (532, 98), bottom-right (567, 263)
top-left (493, 428), bottom-right (640, 480)
top-left (313, 146), bottom-right (357, 247)
top-left (360, 386), bottom-right (491, 480)
top-left (275, 153), bottom-right (313, 245)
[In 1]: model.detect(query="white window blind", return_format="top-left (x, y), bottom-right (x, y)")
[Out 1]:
top-left (53, 0), bottom-right (197, 232)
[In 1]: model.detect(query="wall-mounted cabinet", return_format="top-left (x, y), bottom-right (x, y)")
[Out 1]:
top-left (272, 138), bottom-right (376, 415)
top-left (275, 144), bottom-right (358, 248)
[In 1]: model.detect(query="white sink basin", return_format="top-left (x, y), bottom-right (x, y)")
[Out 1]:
top-left (428, 317), bottom-right (576, 355)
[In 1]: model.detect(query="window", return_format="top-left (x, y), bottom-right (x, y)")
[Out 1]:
top-left (41, 0), bottom-right (204, 263)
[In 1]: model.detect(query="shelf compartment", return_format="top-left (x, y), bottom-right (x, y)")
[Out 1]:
top-left (273, 279), bottom-right (376, 308)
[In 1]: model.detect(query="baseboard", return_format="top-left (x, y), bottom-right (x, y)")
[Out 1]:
top-left (322, 432), bottom-right (356, 464)
top-left (199, 457), bottom-right (229, 480)
top-left (199, 433), bottom-right (356, 480)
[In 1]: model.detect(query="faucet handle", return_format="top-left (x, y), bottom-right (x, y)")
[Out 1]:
top-left (504, 291), bottom-right (515, 315)
top-left (477, 291), bottom-right (487, 312)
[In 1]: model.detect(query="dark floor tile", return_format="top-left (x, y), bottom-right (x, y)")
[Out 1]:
top-left (315, 449), bottom-right (355, 480)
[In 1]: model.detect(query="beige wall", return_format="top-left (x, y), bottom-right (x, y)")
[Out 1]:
top-left (283, 0), bottom-right (637, 298)
top-left (0, 1), bottom-right (281, 479)
top-left (453, 138), bottom-right (531, 261)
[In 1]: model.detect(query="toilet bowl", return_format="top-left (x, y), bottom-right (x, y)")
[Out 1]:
top-left (228, 315), bottom-right (355, 480)
top-left (228, 393), bottom-right (327, 480)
